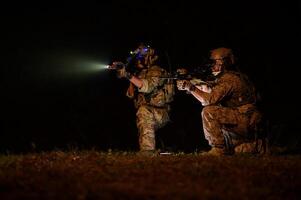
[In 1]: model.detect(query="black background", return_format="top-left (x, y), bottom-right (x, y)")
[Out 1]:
top-left (1, 1), bottom-right (299, 153)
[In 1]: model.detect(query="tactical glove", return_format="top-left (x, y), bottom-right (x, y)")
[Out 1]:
top-left (116, 67), bottom-right (132, 79)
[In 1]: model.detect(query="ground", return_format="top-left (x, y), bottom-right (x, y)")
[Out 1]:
top-left (0, 151), bottom-right (300, 200)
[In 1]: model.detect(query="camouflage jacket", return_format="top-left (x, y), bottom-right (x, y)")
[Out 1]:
top-left (197, 70), bottom-right (257, 108)
top-left (126, 65), bottom-right (169, 108)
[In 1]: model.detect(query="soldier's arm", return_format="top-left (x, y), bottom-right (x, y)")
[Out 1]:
top-left (127, 67), bottom-right (165, 93)
top-left (127, 74), bottom-right (162, 93)
top-left (178, 78), bottom-right (233, 106)
top-left (190, 80), bottom-right (233, 106)
top-left (128, 76), bottom-right (144, 89)
top-left (138, 68), bottom-right (165, 93)
top-left (195, 84), bottom-right (212, 93)
top-left (138, 76), bottom-right (163, 94)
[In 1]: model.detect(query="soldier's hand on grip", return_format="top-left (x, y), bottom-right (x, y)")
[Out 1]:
top-left (177, 80), bottom-right (191, 91)
top-left (116, 66), bottom-right (127, 79)
top-left (107, 61), bottom-right (125, 70)
top-left (176, 68), bottom-right (188, 76)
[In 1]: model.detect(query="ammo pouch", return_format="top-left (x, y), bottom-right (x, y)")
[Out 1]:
top-left (163, 82), bottom-right (175, 103)
top-left (134, 92), bottom-right (166, 108)
top-left (147, 88), bottom-right (166, 107)
top-left (147, 81), bottom-right (175, 107)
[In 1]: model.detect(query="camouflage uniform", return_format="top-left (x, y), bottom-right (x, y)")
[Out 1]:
top-left (126, 65), bottom-right (170, 151)
top-left (199, 70), bottom-right (264, 153)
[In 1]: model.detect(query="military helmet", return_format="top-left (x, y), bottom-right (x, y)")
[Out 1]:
top-left (210, 47), bottom-right (235, 65)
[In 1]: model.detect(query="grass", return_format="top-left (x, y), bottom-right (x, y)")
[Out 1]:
top-left (0, 151), bottom-right (300, 200)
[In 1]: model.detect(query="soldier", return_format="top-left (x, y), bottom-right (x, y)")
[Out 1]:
top-left (177, 47), bottom-right (265, 155)
top-left (116, 44), bottom-right (174, 156)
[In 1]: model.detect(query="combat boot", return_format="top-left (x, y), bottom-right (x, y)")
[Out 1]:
top-left (137, 150), bottom-right (158, 157)
top-left (234, 139), bottom-right (267, 154)
top-left (200, 147), bottom-right (228, 156)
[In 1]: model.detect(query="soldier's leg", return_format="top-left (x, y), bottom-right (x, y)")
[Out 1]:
top-left (202, 106), bottom-right (225, 148)
top-left (153, 107), bottom-right (170, 129)
top-left (202, 106), bottom-right (246, 149)
top-left (232, 110), bottom-right (266, 154)
top-left (136, 105), bottom-right (156, 151)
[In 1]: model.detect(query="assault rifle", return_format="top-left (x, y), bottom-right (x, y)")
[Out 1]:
top-left (106, 61), bottom-right (126, 70)
top-left (107, 45), bottom-right (150, 74)
top-left (107, 62), bottom-right (215, 84)
top-left (160, 64), bottom-right (215, 82)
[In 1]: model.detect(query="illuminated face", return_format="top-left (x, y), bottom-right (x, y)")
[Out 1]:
top-left (210, 54), bottom-right (224, 76)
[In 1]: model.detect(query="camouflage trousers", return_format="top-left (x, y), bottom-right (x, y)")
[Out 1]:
top-left (136, 105), bottom-right (169, 151)
top-left (202, 105), bottom-right (263, 153)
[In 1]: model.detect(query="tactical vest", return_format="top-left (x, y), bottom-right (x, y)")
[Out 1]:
top-left (219, 71), bottom-right (257, 107)
top-left (129, 66), bottom-right (174, 108)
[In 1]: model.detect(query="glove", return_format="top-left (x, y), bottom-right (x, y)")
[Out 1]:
top-left (177, 80), bottom-right (189, 90)
top-left (176, 80), bottom-right (195, 92)
top-left (176, 68), bottom-right (188, 75)
top-left (116, 67), bottom-right (132, 79)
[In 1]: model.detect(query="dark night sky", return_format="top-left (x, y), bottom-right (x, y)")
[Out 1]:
top-left (1, 1), bottom-right (300, 153)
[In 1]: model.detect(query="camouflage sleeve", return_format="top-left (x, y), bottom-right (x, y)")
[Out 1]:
top-left (138, 66), bottom-right (165, 93)
top-left (138, 76), bottom-right (164, 93)
top-left (194, 77), bottom-right (234, 106)
top-left (195, 84), bottom-right (212, 93)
